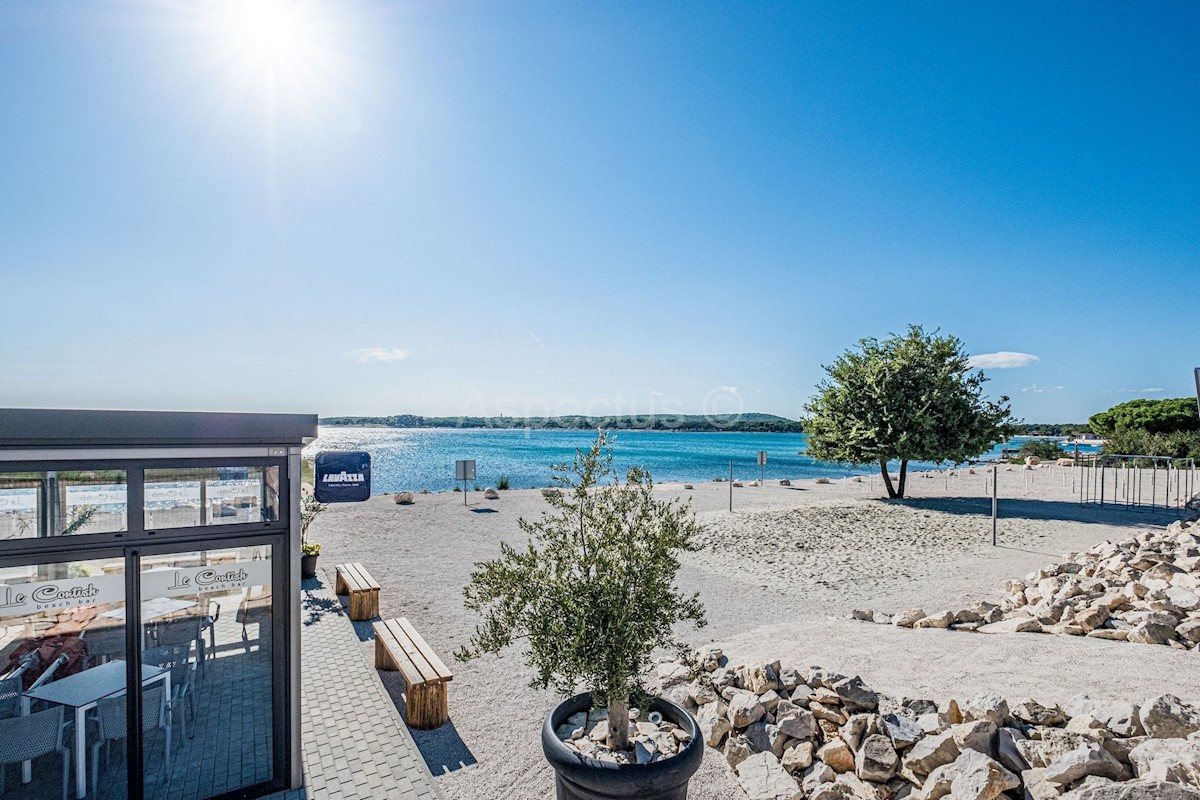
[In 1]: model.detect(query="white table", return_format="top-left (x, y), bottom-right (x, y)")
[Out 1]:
top-left (100, 597), bottom-right (196, 623)
top-left (23, 660), bottom-right (170, 799)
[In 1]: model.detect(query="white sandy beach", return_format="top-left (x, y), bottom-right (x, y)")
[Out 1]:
top-left (307, 465), bottom-right (1200, 800)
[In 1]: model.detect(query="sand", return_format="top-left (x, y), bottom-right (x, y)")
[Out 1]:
top-left (306, 464), bottom-right (1199, 800)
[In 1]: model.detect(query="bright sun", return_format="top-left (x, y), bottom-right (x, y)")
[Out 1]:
top-left (225, 0), bottom-right (311, 70)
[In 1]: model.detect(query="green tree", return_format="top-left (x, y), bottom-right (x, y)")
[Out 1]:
top-left (456, 433), bottom-right (706, 752)
top-left (803, 326), bottom-right (1014, 499)
top-left (1089, 398), bottom-right (1200, 437)
top-left (1019, 439), bottom-right (1066, 461)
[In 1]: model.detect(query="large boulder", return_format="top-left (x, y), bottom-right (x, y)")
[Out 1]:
top-left (775, 701), bottom-right (816, 741)
top-left (904, 729), bottom-right (960, 775)
top-left (948, 749), bottom-right (1019, 800)
top-left (855, 734), bottom-right (898, 782)
top-left (729, 691), bottom-right (767, 728)
top-left (697, 701), bottom-right (731, 747)
top-left (1140, 695), bottom-right (1200, 739)
top-left (1128, 738), bottom-right (1200, 784)
top-left (1059, 781), bottom-right (1200, 799)
top-left (1043, 744), bottom-right (1126, 785)
top-left (735, 752), bottom-right (803, 800)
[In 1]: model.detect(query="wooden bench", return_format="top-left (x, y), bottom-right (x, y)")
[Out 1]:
top-left (334, 563), bottom-right (380, 621)
top-left (372, 617), bottom-right (453, 729)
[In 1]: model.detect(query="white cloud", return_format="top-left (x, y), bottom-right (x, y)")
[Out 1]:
top-left (649, 391), bottom-right (664, 397)
top-left (350, 347), bottom-right (410, 363)
top-left (720, 386), bottom-right (739, 393)
top-left (968, 352), bottom-right (1039, 369)
top-left (1022, 384), bottom-right (1064, 393)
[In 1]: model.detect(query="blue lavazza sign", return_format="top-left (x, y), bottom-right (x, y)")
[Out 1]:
top-left (314, 450), bottom-right (372, 503)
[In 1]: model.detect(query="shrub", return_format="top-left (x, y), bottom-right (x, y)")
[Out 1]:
top-left (497, 474), bottom-right (510, 490)
top-left (456, 433), bottom-right (706, 752)
top-left (1019, 439), bottom-right (1066, 461)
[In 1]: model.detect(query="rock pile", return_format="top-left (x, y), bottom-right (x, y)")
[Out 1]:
top-left (855, 517), bottom-right (1200, 649)
top-left (657, 649), bottom-right (1200, 799)
top-left (552, 706), bottom-right (694, 765)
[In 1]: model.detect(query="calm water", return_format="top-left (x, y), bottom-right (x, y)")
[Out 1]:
top-left (304, 427), bottom-right (1092, 493)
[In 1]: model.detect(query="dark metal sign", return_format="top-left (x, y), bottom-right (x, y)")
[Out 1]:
top-left (314, 451), bottom-right (372, 503)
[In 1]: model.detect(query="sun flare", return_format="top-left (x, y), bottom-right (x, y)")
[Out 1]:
top-left (224, 0), bottom-right (312, 71)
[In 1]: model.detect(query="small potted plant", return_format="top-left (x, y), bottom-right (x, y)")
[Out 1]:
top-left (457, 434), bottom-right (706, 800)
top-left (300, 493), bottom-right (328, 578)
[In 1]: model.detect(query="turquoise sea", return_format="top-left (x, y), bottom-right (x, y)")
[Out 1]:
top-left (304, 427), bottom-right (1098, 494)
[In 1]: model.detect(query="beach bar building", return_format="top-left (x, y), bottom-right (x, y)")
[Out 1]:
top-left (0, 409), bottom-right (318, 800)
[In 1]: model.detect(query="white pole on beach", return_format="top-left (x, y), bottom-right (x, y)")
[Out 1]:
top-left (992, 465), bottom-right (998, 547)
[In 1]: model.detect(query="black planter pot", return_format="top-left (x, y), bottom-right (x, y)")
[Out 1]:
top-left (541, 693), bottom-right (703, 800)
top-left (300, 553), bottom-right (318, 578)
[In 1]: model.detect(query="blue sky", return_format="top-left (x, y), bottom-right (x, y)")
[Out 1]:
top-left (1, 1), bottom-right (1196, 423)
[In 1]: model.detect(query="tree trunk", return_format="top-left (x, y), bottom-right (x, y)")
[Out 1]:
top-left (606, 695), bottom-right (630, 751)
top-left (879, 461), bottom-right (898, 499)
top-left (897, 460), bottom-right (909, 499)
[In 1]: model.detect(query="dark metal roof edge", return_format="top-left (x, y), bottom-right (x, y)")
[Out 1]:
top-left (0, 409), bottom-right (319, 448)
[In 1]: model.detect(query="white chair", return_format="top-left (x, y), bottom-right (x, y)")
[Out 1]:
top-left (0, 706), bottom-right (70, 800)
top-left (90, 683), bottom-right (170, 791)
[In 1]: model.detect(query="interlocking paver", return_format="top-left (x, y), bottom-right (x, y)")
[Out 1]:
top-left (264, 578), bottom-right (443, 800)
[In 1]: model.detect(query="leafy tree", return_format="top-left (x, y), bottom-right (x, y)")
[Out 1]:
top-left (1089, 398), bottom-right (1200, 437)
top-left (456, 433), bottom-right (706, 752)
top-left (803, 326), bottom-right (1014, 499)
top-left (1103, 428), bottom-right (1200, 461)
top-left (1019, 439), bottom-right (1066, 461)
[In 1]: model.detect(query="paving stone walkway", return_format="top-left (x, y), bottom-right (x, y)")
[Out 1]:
top-left (265, 577), bottom-right (444, 800)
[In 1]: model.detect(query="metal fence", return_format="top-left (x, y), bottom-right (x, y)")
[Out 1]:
top-left (1079, 454), bottom-right (1197, 514)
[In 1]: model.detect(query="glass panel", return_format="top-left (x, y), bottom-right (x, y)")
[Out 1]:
top-left (0, 471), bottom-right (128, 540)
top-left (0, 557), bottom-right (128, 800)
top-left (144, 467), bottom-right (279, 530)
top-left (140, 545), bottom-right (274, 800)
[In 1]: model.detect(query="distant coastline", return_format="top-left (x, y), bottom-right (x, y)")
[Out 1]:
top-left (318, 414), bottom-right (1090, 436)
top-left (318, 413), bottom-right (804, 433)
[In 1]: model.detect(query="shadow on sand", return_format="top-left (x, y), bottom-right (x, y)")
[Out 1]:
top-left (897, 495), bottom-right (1183, 529)
top-left (375, 669), bottom-right (479, 775)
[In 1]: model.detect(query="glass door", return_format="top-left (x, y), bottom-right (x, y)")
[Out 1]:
top-left (0, 553), bottom-right (128, 800)
top-left (135, 540), bottom-right (280, 800)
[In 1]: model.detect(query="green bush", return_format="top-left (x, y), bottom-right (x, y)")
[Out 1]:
top-left (1019, 439), bottom-right (1066, 461)
top-left (1104, 429), bottom-right (1200, 460)
top-left (497, 474), bottom-right (510, 490)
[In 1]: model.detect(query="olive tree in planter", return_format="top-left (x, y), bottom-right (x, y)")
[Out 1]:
top-left (300, 493), bottom-right (328, 578)
top-left (457, 434), bottom-right (707, 800)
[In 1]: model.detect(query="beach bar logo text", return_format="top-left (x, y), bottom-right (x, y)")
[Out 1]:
top-left (0, 574), bottom-right (125, 615)
top-left (314, 450), bottom-right (372, 503)
top-left (144, 560), bottom-right (271, 598)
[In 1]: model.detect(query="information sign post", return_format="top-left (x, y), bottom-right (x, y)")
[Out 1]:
top-left (455, 460), bottom-right (477, 506)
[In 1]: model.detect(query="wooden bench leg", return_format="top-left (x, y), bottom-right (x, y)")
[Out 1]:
top-left (349, 590), bottom-right (368, 621)
top-left (334, 571), bottom-right (348, 595)
top-left (406, 680), bottom-right (448, 730)
top-left (375, 637), bottom-right (397, 670)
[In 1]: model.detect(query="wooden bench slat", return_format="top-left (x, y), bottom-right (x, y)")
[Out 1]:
top-left (383, 618), bottom-right (442, 685)
top-left (373, 616), bottom-right (451, 730)
top-left (396, 617), bottom-right (453, 682)
top-left (335, 563), bottom-right (380, 620)
top-left (372, 621), bottom-right (425, 687)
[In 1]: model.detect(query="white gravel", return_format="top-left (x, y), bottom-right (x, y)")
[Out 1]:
top-left (306, 465), bottom-right (1198, 800)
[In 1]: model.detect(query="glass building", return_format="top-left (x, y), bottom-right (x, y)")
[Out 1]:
top-left (0, 409), bottom-right (317, 800)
